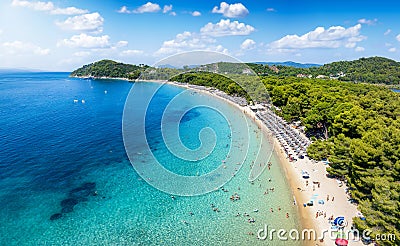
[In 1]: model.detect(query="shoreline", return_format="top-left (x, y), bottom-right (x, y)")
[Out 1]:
top-left (159, 80), bottom-right (316, 241)
top-left (88, 77), bottom-right (362, 245)
top-left (69, 75), bottom-right (168, 83)
top-left (158, 80), bottom-right (363, 246)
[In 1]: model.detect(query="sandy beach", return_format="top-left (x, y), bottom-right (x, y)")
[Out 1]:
top-left (165, 80), bottom-right (364, 246)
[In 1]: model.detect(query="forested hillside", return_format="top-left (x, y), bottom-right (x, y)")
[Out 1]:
top-left (172, 73), bottom-right (400, 245)
top-left (70, 57), bottom-right (400, 85)
top-left (251, 57), bottom-right (400, 85)
top-left (70, 60), bottom-right (148, 80)
top-left (71, 57), bottom-right (400, 244)
top-left (311, 56), bottom-right (400, 84)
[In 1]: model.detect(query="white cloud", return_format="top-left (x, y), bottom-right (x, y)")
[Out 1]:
top-left (200, 19), bottom-right (255, 37)
top-left (345, 42), bottom-right (356, 48)
top-left (58, 33), bottom-right (110, 48)
top-left (191, 11), bottom-right (201, 17)
top-left (169, 11), bottom-right (176, 16)
top-left (396, 34), bottom-right (400, 42)
top-left (240, 39), bottom-right (256, 50)
top-left (212, 2), bottom-right (249, 18)
top-left (118, 6), bottom-right (130, 14)
top-left (384, 29), bottom-right (391, 35)
top-left (12, 0), bottom-right (87, 15)
top-left (133, 2), bottom-right (161, 14)
top-left (56, 13), bottom-right (104, 33)
top-left (266, 8), bottom-right (276, 12)
top-left (116, 41), bottom-right (128, 48)
top-left (50, 7), bottom-right (88, 15)
top-left (355, 46), bottom-right (364, 52)
top-left (389, 47), bottom-right (396, 52)
top-left (358, 18), bottom-right (378, 25)
top-left (155, 31), bottom-right (228, 55)
top-left (73, 51), bottom-right (91, 57)
top-left (163, 5), bottom-right (172, 13)
top-left (3, 41), bottom-right (50, 55)
top-left (12, 0), bottom-right (53, 11)
top-left (270, 24), bottom-right (365, 49)
top-left (157, 31), bottom-right (207, 53)
top-left (120, 49), bottom-right (144, 56)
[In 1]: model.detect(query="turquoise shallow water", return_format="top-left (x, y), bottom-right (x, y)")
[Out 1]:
top-left (0, 73), bottom-right (301, 245)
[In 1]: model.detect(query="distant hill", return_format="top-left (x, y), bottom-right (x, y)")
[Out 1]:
top-left (251, 57), bottom-right (400, 85)
top-left (254, 61), bottom-right (321, 68)
top-left (0, 68), bottom-right (48, 73)
top-left (71, 56), bottom-right (400, 85)
top-left (310, 56), bottom-right (400, 84)
top-left (70, 59), bottom-right (149, 80)
top-left (158, 64), bottom-right (199, 69)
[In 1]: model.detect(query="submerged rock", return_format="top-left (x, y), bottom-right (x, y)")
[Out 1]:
top-left (61, 198), bottom-right (79, 208)
top-left (61, 206), bottom-right (74, 214)
top-left (68, 182), bottom-right (96, 198)
top-left (55, 182), bottom-right (96, 217)
top-left (50, 213), bottom-right (62, 221)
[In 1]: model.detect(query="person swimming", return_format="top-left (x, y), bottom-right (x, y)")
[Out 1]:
top-left (248, 218), bottom-right (255, 223)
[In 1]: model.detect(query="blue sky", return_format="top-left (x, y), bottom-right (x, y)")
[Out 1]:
top-left (0, 0), bottom-right (400, 71)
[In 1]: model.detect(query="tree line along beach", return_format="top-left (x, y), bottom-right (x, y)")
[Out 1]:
top-left (68, 57), bottom-right (400, 245)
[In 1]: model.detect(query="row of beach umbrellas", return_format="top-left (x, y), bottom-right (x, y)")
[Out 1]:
top-left (256, 109), bottom-right (310, 159)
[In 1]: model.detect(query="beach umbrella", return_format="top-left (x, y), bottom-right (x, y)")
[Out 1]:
top-left (335, 238), bottom-right (348, 246)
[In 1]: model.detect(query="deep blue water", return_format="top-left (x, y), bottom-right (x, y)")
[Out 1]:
top-left (0, 73), bottom-right (131, 191)
top-left (0, 73), bottom-right (299, 245)
top-left (392, 88), bottom-right (400, 93)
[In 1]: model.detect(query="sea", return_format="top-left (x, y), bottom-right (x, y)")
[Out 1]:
top-left (0, 72), bottom-right (301, 245)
